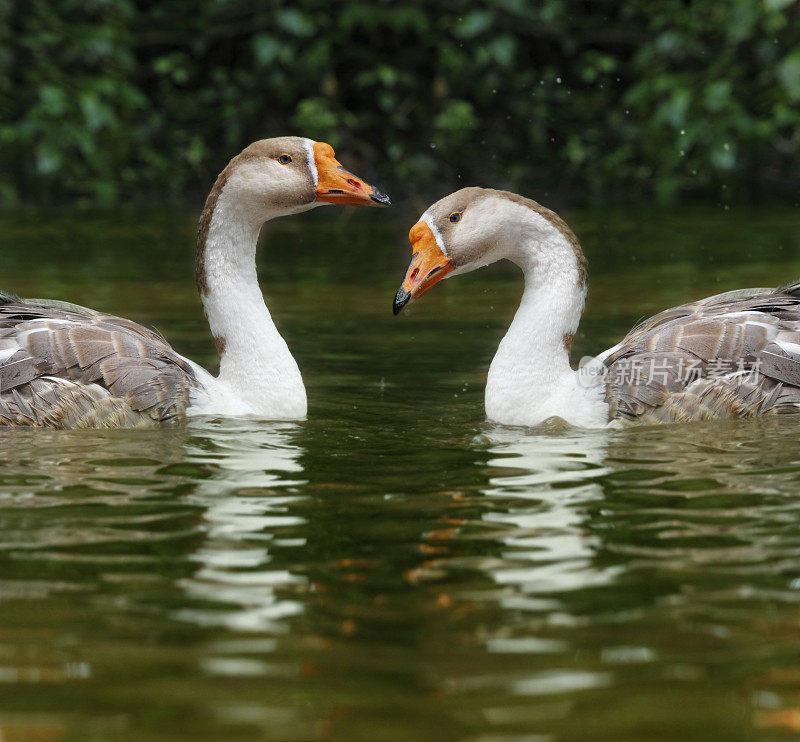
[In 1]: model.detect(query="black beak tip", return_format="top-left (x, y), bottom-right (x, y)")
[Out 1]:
top-left (370, 188), bottom-right (391, 207)
top-left (393, 287), bottom-right (410, 315)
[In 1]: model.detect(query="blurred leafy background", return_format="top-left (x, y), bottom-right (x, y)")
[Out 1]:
top-left (1, 0), bottom-right (799, 210)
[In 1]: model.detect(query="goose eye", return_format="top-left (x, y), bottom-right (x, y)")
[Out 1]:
top-left (449, 212), bottom-right (462, 223)
top-left (278, 154), bottom-right (293, 165)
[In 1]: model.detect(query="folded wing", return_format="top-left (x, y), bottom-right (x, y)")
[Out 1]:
top-left (0, 291), bottom-right (198, 428)
top-left (602, 281), bottom-right (800, 423)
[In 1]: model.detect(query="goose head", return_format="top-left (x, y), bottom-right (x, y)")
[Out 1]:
top-left (212, 136), bottom-right (391, 220)
top-left (195, 136), bottom-right (391, 299)
top-left (392, 188), bottom-right (512, 314)
top-left (393, 187), bottom-right (582, 314)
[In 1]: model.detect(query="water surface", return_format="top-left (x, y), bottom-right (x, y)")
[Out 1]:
top-left (2, 208), bottom-right (800, 741)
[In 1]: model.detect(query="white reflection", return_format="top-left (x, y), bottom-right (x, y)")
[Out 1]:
top-left (176, 419), bottom-right (306, 632)
top-left (481, 426), bottom-right (620, 595)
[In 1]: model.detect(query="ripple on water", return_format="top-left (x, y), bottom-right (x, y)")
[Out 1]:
top-left (4, 255), bottom-right (800, 739)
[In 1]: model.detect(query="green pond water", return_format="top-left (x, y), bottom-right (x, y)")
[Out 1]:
top-left (2, 206), bottom-right (800, 741)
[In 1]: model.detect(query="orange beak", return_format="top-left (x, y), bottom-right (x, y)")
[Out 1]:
top-left (313, 142), bottom-right (390, 206)
top-left (393, 221), bottom-right (454, 314)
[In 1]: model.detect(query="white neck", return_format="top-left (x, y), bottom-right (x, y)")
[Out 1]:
top-left (198, 184), bottom-right (306, 418)
top-left (484, 205), bottom-right (606, 427)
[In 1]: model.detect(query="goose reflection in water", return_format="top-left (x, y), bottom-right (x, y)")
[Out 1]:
top-left (403, 426), bottom-right (620, 601)
top-left (480, 426), bottom-right (620, 597)
top-left (176, 419), bottom-right (307, 633)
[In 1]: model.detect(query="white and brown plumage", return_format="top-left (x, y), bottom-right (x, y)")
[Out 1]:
top-left (0, 294), bottom-right (197, 427)
top-left (393, 187), bottom-right (800, 427)
top-left (1, 136), bottom-right (389, 428)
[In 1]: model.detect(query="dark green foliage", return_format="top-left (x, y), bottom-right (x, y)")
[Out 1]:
top-left (2, 0), bottom-right (799, 208)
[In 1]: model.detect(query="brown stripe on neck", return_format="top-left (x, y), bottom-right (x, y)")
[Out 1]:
top-left (496, 191), bottom-right (588, 289)
top-left (195, 144), bottom-right (265, 297)
top-left (195, 168), bottom-right (231, 297)
top-left (195, 138), bottom-right (311, 297)
top-left (214, 334), bottom-right (227, 361)
top-left (563, 332), bottom-right (575, 359)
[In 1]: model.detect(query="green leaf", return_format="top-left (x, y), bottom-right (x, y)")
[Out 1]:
top-left (79, 92), bottom-right (114, 132)
top-left (486, 35), bottom-right (516, 67)
top-left (704, 80), bottom-right (731, 112)
top-left (291, 98), bottom-right (338, 140)
top-left (253, 34), bottom-right (281, 66)
top-left (454, 11), bottom-right (494, 39)
top-left (276, 10), bottom-right (316, 37)
top-left (39, 85), bottom-right (67, 116)
top-left (35, 143), bottom-right (62, 175)
top-left (566, 134), bottom-right (586, 164)
top-left (710, 142), bottom-right (736, 170)
top-left (777, 50), bottom-right (800, 101)
top-left (433, 100), bottom-right (479, 141)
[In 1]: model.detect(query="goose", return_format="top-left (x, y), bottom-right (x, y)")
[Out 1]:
top-left (0, 136), bottom-right (389, 428)
top-left (393, 187), bottom-right (800, 427)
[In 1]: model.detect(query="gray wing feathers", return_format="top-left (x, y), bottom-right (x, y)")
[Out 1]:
top-left (603, 283), bottom-right (800, 423)
top-left (0, 294), bottom-right (198, 428)
top-left (0, 378), bottom-right (154, 428)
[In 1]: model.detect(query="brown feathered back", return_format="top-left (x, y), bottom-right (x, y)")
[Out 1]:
top-left (603, 281), bottom-right (800, 423)
top-left (0, 291), bottom-right (198, 428)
